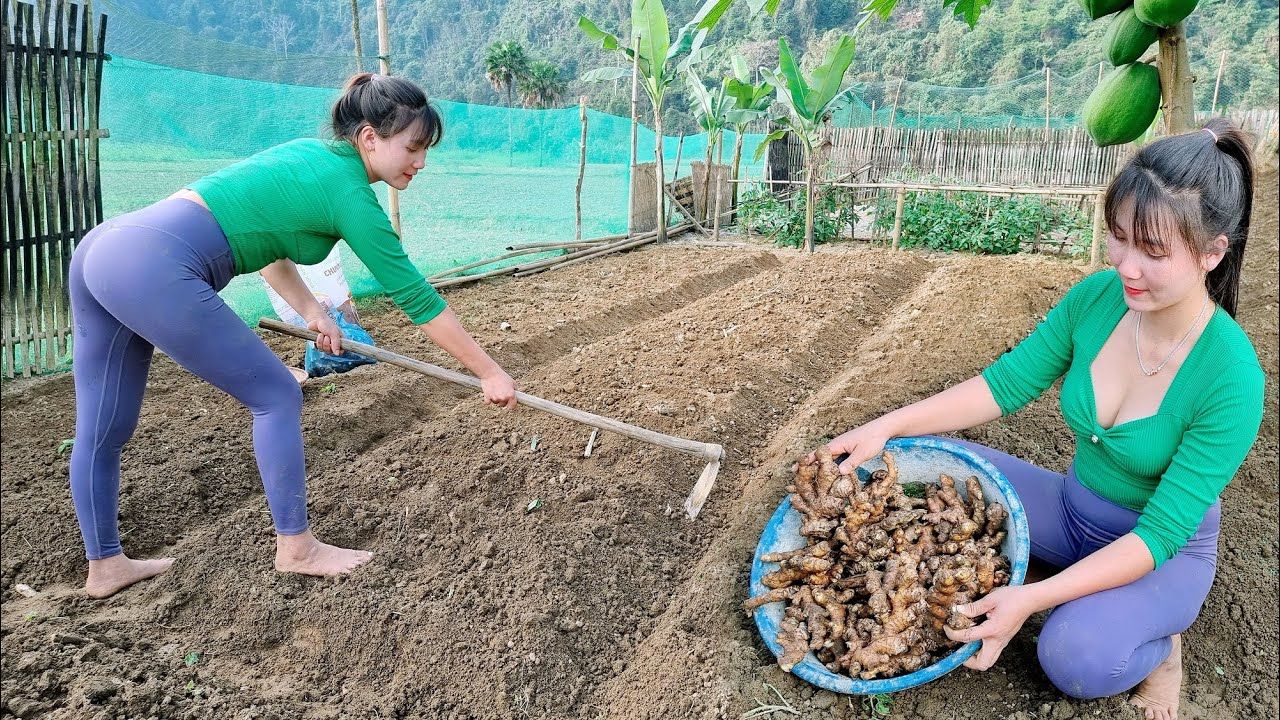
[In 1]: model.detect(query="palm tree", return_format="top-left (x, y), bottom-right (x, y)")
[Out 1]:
top-left (484, 41), bottom-right (530, 107)
top-left (518, 61), bottom-right (567, 109)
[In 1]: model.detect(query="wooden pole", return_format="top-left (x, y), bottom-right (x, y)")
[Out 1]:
top-left (889, 78), bottom-right (903, 130)
top-left (627, 36), bottom-right (641, 236)
top-left (350, 0), bottom-right (364, 72)
top-left (1044, 62), bottom-right (1052, 142)
top-left (1090, 190), bottom-right (1105, 268)
top-left (891, 186), bottom-right (906, 251)
top-left (375, 0), bottom-right (401, 237)
top-left (672, 134), bottom-right (685, 177)
top-left (1211, 50), bottom-right (1227, 116)
top-left (576, 96), bottom-right (588, 242)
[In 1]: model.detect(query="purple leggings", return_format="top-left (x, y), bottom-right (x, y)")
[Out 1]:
top-left (69, 198), bottom-right (307, 560)
top-left (943, 438), bottom-right (1219, 699)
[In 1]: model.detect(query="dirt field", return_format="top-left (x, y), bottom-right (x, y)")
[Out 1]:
top-left (2, 173), bottom-right (1276, 720)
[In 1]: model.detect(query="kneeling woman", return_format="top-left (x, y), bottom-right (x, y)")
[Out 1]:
top-left (69, 73), bottom-right (517, 598)
top-left (823, 119), bottom-right (1263, 720)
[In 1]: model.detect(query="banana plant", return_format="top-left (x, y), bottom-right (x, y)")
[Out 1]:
top-left (757, 34), bottom-right (857, 252)
top-left (724, 53), bottom-right (773, 188)
top-left (685, 69), bottom-right (733, 222)
top-left (578, 0), bottom-right (733, 242)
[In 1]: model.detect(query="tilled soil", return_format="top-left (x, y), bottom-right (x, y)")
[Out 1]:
top-left (2, 174), bottom-right (1276, 720)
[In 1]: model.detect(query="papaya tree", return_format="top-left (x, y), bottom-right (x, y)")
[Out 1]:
top-left (858, 0), bottom-right (1197, 137)
top-left (756, 34), bottom-right (856, 253)
top-left (578, 0), bottom-right (733, 242)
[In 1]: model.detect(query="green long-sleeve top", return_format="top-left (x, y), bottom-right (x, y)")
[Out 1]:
top-left (981, 270), bottom-right (1264, 568)
top-left (189, 138), bottom-right (447, 324)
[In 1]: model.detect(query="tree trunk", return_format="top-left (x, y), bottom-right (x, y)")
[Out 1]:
top-left (700, 140), bottom-right (714, 222)
top-left (1157, 24), bottom-right (1195, 135)
top-left (654, 109), bottom-right (667, 244)
top-left (507, 83), bottom-right (515, 165)
top-left (730, 131), bottom-right (744, 223)
top-left (804, 147), bottom-right (816, 253)
top-left (731, 131), bottom-right (743, 183)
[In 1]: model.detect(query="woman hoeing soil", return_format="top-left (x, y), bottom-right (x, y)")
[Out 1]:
top-left (68, 73), bottom-right (517, 598)
top-left (822, 119), bottom-right (1263, 720)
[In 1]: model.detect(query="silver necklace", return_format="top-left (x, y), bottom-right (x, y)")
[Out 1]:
top-left (1135, 295), bottom-right (1209, 376)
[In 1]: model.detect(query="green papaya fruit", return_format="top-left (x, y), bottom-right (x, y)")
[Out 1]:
top-left (1083, 63), bottom-right (1162, 146)
top-left (1134, 0), bottom-right (1198, 27)
top-left (1104, 8), bottom-right (1159, 65)
top-left (1078, 0), bottom-right (1129, 20)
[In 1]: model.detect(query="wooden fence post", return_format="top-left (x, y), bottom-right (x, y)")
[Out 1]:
top-left (1090, 191), bottom-right (1106, 268)
top-left (575, 96), bottom-right (587, 242)
top-left (891, 186), bottom-right (906, 251)
top-left (627, 35), bottom-right (640, 236)
top-left (1211, 50), bottom-right (1227, 115)
top-left (1044, 63), bottom-right (1052, 141)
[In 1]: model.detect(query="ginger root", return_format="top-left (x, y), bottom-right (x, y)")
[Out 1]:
top-left (744, 450), bottom-right (1014, 681)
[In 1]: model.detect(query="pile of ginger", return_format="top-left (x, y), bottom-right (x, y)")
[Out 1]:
top-left (744, 448), bottom-right (1012, 680)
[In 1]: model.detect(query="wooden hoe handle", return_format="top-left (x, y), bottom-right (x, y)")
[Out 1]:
top-left (259, 318), bottom-right (725, 464)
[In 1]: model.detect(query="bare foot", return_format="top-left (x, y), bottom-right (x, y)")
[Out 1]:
top-left (85, 554), bottom-right (175, 598)
top-left (1130, 634), bottom-right (1182, 720)
top-left (274, 530), bottom-right (372, 576)
top-left (287, 366), bottom-right (308, 385)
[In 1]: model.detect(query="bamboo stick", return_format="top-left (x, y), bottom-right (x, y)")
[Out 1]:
top-left (1211, 50), bottom-right (1226, 115)
top-left (427, 245), bottom-right (590, 280)
top-left (513, 222), bottom-right (693, 278)
top-left (665, 187), bottom-right (708, 236)
top-left (576, 95), bottom-right (587, 242)
top-left (506, 234), bottom-right (626, 250)
top-left (891, 187), bottom-right (905, 251)
top-left (627, 36), bottom-right (640, 235)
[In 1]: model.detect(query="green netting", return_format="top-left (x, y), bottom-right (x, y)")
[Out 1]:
top-left (829, 66), bottom-right (1102, 129)
top-left (97, 54), bottom-right (766, 323)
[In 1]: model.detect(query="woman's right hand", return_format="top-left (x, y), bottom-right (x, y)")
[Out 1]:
top-left (481, 369), bottom-right (518, 410)
top-left (823, 420), bottom-right (893, 474)
top-left (309, 315), bottom-right (344, 355)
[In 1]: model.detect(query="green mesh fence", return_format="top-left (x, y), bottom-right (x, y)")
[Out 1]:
top-left (828, 59), bottom-right (1275, 130)
top-left (97, 53), bottom-right (765, 323)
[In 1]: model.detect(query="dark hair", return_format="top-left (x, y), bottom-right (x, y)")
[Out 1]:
top-left (332, 72), bottom-right (444, 149)
top-left (1103, 117), bottom-right (1254, 317)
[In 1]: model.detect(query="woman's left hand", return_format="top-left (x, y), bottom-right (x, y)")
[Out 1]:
top-left (943, 585), bottom-right (1040, 671)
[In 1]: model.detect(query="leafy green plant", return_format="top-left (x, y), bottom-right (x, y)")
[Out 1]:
top-left (321, 382), bottom-right (338, 395)
top-left (861, 692), bottom-right (894, 719)
top-left (56, 438), bottom-right (75, 456)
top-left (871, 190), bottom-right (1090, 255)
top-left (724, 53), bottom-right (773, 186)
top-left (686, 68), bottom-right (734, 216)
top-left (579, 0), bottom-right (733, 242)
top-left (739, 186), bottom-right (857, 248)
top-left (756, 34), bottom-right (857, 252)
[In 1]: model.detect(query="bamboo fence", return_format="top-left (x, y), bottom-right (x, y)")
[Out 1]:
top-left (2, 0), bottom-right (108, 378)
top-left (771, 126), bottom-right (1131, 190)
